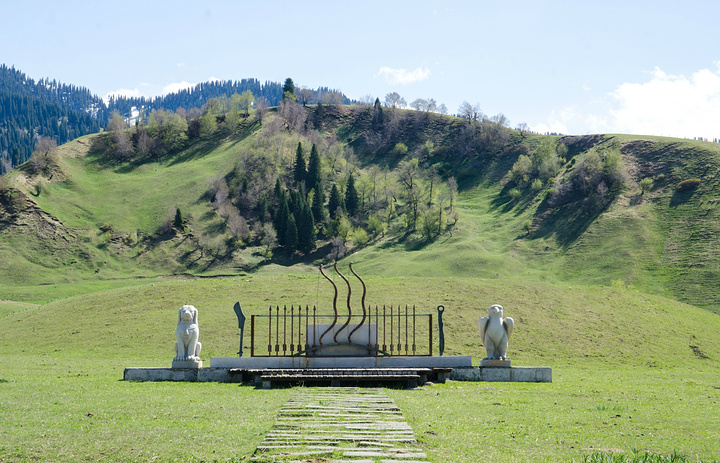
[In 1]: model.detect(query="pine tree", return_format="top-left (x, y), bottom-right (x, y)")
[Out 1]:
top-left (372, 97), bottom-right (383, 130)
top-left (257, 193), bottom-right (269, 221)
top-left (284, 213), bottom-right (298, 252)
top-left (283, 78), bottom-right (296, 101)
top-left (274, 194), bottom-right (289, 246)
top-left (328, 184), bottom-right (344, 219)
top-left (273, 177), bottom-right (283, 203)
top-left (344, 174), bottom-right (359, 216)
top-left (306, 143), bottom-right (321, 190)
top-left (173, 208), bottom-right (184, 230)
top-left (297, 201), bottom-right (316, 254)
top-left (283, 78), bottom-right (295, 96)
top-left (293, 142), bottom-right (306, 187)
top-left (311, 180), bottom-right (326, 224)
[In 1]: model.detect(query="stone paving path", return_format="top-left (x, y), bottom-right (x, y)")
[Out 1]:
top-left (251, 387), bottom-right (430, 463)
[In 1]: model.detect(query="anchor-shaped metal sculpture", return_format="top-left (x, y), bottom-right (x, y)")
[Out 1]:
top-left (437, 305), bottom-right (445, 356)
top-left (233, 302), bottom-right (246, 357)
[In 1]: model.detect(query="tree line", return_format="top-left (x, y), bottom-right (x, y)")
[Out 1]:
top-left (0, 64), bottom-right (351, 173)
top-left (0, 65), bottom-right (105, 174)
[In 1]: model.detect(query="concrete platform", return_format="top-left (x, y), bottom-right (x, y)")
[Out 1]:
top-left (449, 366), bottom-right (552, 382)
top-left (123, 357), bottom-right (552, 383)
top-left (124, 367), bottom-right (244, 382)
top-left (210, 355), bottom-right (472, 369)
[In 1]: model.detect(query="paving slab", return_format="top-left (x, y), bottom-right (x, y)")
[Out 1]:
top-left (251, 387), bottom-right (430, 462)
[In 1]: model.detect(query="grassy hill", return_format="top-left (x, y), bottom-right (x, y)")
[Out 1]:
top-left (2, 107), bottom-right (720, 314)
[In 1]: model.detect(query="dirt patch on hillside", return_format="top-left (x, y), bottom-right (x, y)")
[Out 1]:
top-left (0, 189), bottom-right (79, 260)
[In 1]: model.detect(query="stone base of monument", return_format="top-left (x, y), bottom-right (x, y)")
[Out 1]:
top-left (480, 358), bottom-right (511, 367)
top-left (210, 355), bottom-right (471, 369)
top-left (124, 367), bottom-right (205, 382)
top-left (124, 357), bottom-right (551, 383)
top-left (449, 365), bottom-right (552, 382)
top-left (124, 356), bottom-right (470, 382)
top-left (171, 359), bottom-right (202, 369)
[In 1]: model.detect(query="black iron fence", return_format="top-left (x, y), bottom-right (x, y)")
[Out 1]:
top-left (250, 305), bottom-right (433, 357)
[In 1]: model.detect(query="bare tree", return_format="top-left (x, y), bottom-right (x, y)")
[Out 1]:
top-left (255, 97), bottom-right (269, 124)
top-left (490, 113), bottom-right (509, 127)
top-left (28, 136), bottom-right (57, 175)
top-left (297, 86), bottom-right (315, 107)
top-left (357, 94), bottom-right (375, 106)
top-left (384, 92), bottom-right (406, 109)
top-left (135, 127), bottom-right (152, 157)
top-left (458, 101), bottom-right (484, 124)
top-left (397, 159), bottom-right (424, 230)
top-left (279, 99), bottom-right (307, 133)
top-left (516, 122), bottom-right (530, 138)
top-left (410, 98), bottom-right (428, 111)
top-left (448, 176), bottom-right (458, 212)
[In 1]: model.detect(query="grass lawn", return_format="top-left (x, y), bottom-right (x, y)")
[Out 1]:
top-left (2, 275), bottom-right (720, 461)
top-left (0, 356), bottom-right (290, 462)
top-left (391, 366), bottom-right (720, 463)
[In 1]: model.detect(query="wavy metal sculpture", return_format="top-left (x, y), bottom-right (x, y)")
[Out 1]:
top-left (333, 261), bottom-right (353, 343)
top-left (318, 264), bottom-right (338, 346)
top-left (348, 262), bottom-right (367, 343)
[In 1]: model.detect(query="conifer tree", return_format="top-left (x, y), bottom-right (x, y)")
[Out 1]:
top-left (293, 142), bottom-right (306, 188)
top-left (297, 201), bottom-right (316, 254)
top-left (274, 194), bottom-right (289, 246)
top-left (283, 78), bottom-right (295, 97)
top-left (257, 193), bottom-right (269, 221)
top-left (306, 143), bottom-right (321, 190)
top-left (372, 97), bottom-right (383, 130)
top-left (311, 180), bottom-right (326, 224)
top-left (173, 207), bottom-right (184, 230)
top-left (284, 213), bottom-right (298, 252)
top-left (273, 177), bottom-right (283, 203)
top-left (328, 183), bottom-right (344, 219)
top-left (344, 173), bottom-right (359, 216)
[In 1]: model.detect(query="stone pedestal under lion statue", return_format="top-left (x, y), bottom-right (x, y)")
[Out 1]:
top-left (172, 304), bottom-right (203, 368)
top-left (478, 304), bottom-right (514, 367)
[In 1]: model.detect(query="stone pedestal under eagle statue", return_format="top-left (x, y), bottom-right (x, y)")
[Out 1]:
top-left (478, 304), bottom-right (514, 367)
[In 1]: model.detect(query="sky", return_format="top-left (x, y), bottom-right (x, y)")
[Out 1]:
top-left (2, 0), bottom-right (719, 140)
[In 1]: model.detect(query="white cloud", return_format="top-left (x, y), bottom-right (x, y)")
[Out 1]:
top-left (103, 88), bottom-right (142, 104)
top-left (162, 80), bottom-right (196, 95)
top-left (374, 66), bottom-right (431, 85)
top-left (607, 65), bottom-right (720, 139)
top-left (534, 64), bottom-right (720, 139)
top-left (531, 107), bottom-right (575, 135)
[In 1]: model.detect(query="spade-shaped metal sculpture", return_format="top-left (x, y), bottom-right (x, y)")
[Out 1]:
top-left (233, 302), bottom-right (246, 357)
top-left (437, 305), bottom-right (445, 356)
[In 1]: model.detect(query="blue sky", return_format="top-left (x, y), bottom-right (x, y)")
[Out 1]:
top-left (2, 0), bottom-right (719, 139)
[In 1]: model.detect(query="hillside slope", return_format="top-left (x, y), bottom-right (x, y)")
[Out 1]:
top-left (2, 106), bottom-right (720, 312)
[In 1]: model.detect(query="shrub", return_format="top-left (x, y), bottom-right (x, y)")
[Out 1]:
top-left (391, 142), bottom-right (408, 156)
top-left (676, 178), bottom-right (701, 192)
top-left (522, 219), bottom-right (532, 234)
top-left (508, 188), bottom-right (522, 200)
top-left (639, 177), bottom-right (654, 194)
top-left (531, 178), bottom-right (543, 191)
top-left (351, 227), bottom-right (369, 246)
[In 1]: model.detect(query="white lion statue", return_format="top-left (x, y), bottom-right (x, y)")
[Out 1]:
top-left (174, 304), bottom-right (202, 361)
top-left (478, 304), bottom-right (514, 360)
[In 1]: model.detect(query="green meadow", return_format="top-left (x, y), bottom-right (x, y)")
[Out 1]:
top-left (2, 275), bottom-right (719, 462)
top-left (3, 112), bottom-right (720, 461)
